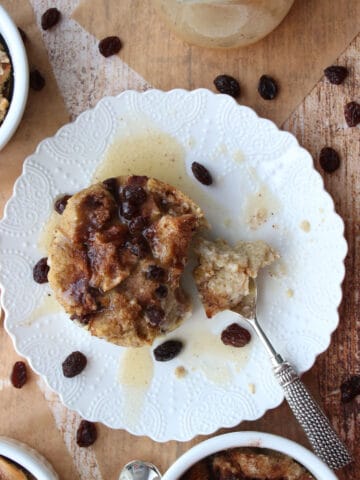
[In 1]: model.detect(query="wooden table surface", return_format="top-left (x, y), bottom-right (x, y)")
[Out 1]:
top-left (0, 1), bottom-right (359, 479)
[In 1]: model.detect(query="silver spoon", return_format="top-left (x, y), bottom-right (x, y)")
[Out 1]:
top-left (119, 461), bottom-right (161, 480)
top-left (236, 279), bottom-right (352, 470)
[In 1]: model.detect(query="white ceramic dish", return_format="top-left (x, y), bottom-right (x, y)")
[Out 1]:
top-left (0, 89), bottom-right (347, 441)
top-left (0, 4), bottom-right (29, 150)
top-left (162, 432), bottom-right (338, 480)
top-left (0, 436), bottom-right (58, 479)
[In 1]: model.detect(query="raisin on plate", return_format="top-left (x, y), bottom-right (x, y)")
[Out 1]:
top-left (62, 351), bottom-right (87, 378)
top-left (54, 195), bottom-right (72, 214)
top-left (33, 257), bottom-right (49, 284)
top-left (221, 323), bottom-right (251, 347)
top-left (191, 162), bottom-right (213, 186)
top-left (153, 340), bottom-right (183, 361)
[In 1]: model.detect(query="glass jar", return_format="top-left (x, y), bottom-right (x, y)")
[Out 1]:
top-left (153, 0), bottom-right (295, 48)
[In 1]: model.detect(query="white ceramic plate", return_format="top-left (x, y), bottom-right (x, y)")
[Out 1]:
top-left (0, 89), bottom-right (346, 442)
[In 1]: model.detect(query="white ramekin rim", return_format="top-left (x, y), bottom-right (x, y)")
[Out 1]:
top-left (162, 431), bottom-right (339, 480)
top-left (0, 436), bottom-right (58, 479)
top-left (0, 4), bottom-right (29, 150)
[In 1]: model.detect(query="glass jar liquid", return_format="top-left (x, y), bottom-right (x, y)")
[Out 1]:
top-left (153, 0), bottom-right (295, 48)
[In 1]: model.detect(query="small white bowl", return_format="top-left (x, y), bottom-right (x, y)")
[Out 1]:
top-left (0, 4), bottom-right (29, 150)
top-left (162, 431), bottom-right (338, 480)
top-left (0, 436), bottom-right (58, 479)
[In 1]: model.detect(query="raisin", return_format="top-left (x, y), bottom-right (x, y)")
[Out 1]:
top-left (155, 285), bottom-right (168, 298)
top-left (18, 27), bottom-right (27, 43)
top-left (221, 323), bottom-right (251, 347)
top-left (319, 147), bottom-right (340, 173)
top-left (214, 74), bottom-right (240, 98)
top-left (144, 305), bottom-right (165, 326)
top-left (54, 194), bottom-right (72, 214)
top-left (128, 216), bottom-right (148, 235)
top-left (70, 313), bottom-right (92, 325)
top-left (98, 36), bottom-right (122, 57)
top-left (10, 361), bottom-right (27, 388)
top-left (324, 66), bottom-right (348, 85)
top-left (125, 236), bottom-right (149, 258)
top-left (30, 69), bottom-right (45, 91)
top-left (62, 351), bottom-right (87, 378)
top-left (33, 257), bottom-right (49, 283)
top-left (146, 265), bottom-right (166, 281)
top-left (258, 75), bottom-right (278, 100)
top-left (340, 375), bottom-right (360, 403)
top-left (122, 185), bottom-right (147, 206)
top-left (153, 340), bottom-right (183, 361)
top-left (76, 420), bottom-right (97, 447)
top-left (344, 101), bottom-right (360, 127)
top-left (120, 201), bottom-right (139, 220)
top-left (41, 8), bottom-right (61, 30)
top-left (102, 177), bottom-right (119, 201)
top-left (191, 162), bottom-right (213, 186)
top-left (128, 175), bottom-right (148, 186)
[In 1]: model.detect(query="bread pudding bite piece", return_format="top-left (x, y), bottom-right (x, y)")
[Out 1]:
top-left (193, 238), bottom-right (279, 318)
top-left (48, 175), bottom-right (207, 347)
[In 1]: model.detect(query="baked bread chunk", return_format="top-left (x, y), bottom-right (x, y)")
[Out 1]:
top-left (48, 175), bottom-right (206, 346)
top-left (0, 456), bottom-right (35, 480)
top-left (193, 238), bottom-right (278, 318)
top-left (181, 448), bottom-right (314, 480)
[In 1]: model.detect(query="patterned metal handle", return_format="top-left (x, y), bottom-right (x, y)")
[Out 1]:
top-left (273, 361), bottom-right (352, 470)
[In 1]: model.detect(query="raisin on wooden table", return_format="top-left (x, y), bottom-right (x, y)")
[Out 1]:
top-left (10, 361), bottom-right (27, 388)
top-left (76, 420), bottom-right (97, 447)
top-left (213, 74), bottom-right (240, 98)
top-left (319, 147), bottom-right (341, 173)
top-left (258, 75), bottom-right (278, 100)
top-left (99, 36), bottom-right (122, 57)
top-left (29, 69), bottom-right (45, 91)
top-left (344, 101), bottom-right (360, 127)
top-left (41, 8), bottom-right (61, 30)
top-left (341, 375), bottom-right (360, 403)
top-left (324, 65), bottom-right (348, 85)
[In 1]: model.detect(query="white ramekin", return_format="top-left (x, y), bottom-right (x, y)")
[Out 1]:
top-left (0, 4), bottom-right (29, 150)
top-left (162, 431), bottom-right (339, 480)
top-left (0, 436), bottom-right (58, 479)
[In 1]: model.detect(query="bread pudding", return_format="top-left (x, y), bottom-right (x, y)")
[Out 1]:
top-left (193, 238), bottom-right (278, 318)
top-left (48, 175), bottom-right (206, 347)
top-left (180, 447), bottom-right (315, 480)
top-left (0, 40), bottom-right (12, 124)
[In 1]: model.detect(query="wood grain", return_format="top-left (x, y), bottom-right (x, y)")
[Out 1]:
top-left (284, 33), bottom-right (360, 480)
top-left (73, 0), bottom-right (360, 125)
top-left (0, 0), bottom-right (359, 479)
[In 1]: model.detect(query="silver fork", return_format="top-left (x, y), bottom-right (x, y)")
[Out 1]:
top-left (237, 279), bottom-right (352, 470)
